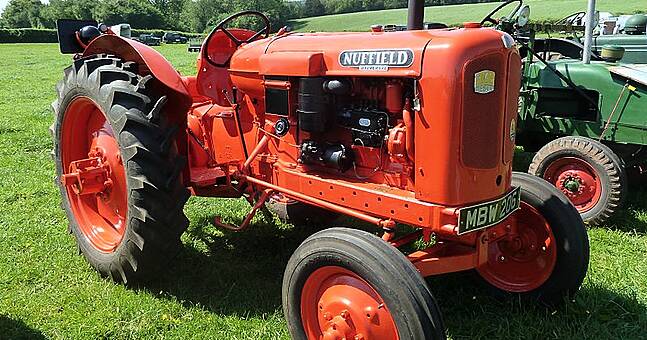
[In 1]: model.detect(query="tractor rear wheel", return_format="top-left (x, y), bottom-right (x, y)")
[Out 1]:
top-left (283, 227), bottom-right (445, 340)
top-left (528, 136), bottom-right (626, 225)
top-left (51, 54), bottom-right (189, 284)
top-left (266, 193), bottom-right (339, 226)
top-left (476, 172), bottom-right (589, 306)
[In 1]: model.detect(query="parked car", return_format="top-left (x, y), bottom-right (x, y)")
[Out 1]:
top-left (163, 32), bottom-right (188, 44)
top-left (110, 23), bottom-right (131, 38)
top-left (187, 38), bottom-right (203, 52)
top-left (136, 34), bottom-right (161, 46)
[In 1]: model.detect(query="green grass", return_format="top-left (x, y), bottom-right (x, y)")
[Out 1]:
top-left (0, 43), bottom-right (646, 339)
top-left (290, 0), bottom-right (646, 32)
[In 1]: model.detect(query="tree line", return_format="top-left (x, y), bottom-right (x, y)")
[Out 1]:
top-left (0, 0), bottom-right (499, 32)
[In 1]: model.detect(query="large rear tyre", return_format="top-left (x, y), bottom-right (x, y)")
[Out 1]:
top-left (283, 227), bottom-right (446, 340)
top-left (528, 136), bottom-right (626, 225)
top-left (476, 172), bottom-right (589, 306)
top-left (51, 55), bottom-right (189, 284)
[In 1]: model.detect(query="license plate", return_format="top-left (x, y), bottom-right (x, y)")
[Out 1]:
top-left (457, 187), bottom-right (521, 235)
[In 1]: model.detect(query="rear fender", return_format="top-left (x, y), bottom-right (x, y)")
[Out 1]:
top-left (83, 34), bottom-right (192, 181)
top-left (83, 34), bottom-right (192, 109)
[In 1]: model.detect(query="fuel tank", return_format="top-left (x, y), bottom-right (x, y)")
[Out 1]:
top-left (229, 27), bottom-right (520, 207)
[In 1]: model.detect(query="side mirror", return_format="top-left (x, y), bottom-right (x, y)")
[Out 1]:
top-left (517, 5), bottom-right (531, 27)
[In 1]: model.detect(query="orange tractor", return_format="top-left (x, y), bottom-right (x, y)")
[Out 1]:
top-left (53, 2), bottom-right (589, 339)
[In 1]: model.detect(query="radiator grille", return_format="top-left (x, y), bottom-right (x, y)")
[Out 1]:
top-left (461, 53), bottom-right (506, 169)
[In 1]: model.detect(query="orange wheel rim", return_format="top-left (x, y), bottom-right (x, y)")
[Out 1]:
top-left (61, 97), bottom-right (128, 253)
top-left (301, 266), bottom-right (399, 340)
top-left (477, 202), bottom-right (557, 292)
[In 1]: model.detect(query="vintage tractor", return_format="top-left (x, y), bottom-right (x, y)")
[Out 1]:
top-left (52, 2), bottom-right (589, 338)
top-left (492, 0), bottom-right (647, 225)
top-left (552, 11), bottom-right (647, 64)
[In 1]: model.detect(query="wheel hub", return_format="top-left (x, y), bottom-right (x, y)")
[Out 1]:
top-left (543, 157), bottom-right (602, 212)
top-left (62, 157), bottom-right (112, 196)
top-left (477, 202), bottom-right (557, 293)
top-left (321, 310), bottom-right (361, 340)
top-left (558, 172), bottom-right (585, 197)
top-left (301, 267), bottom-right (398, 340)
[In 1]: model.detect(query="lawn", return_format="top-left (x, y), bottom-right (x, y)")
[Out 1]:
top-left (0, 42), bottom-right (645, 340)
top-left (290, 0), bottom-right (646, 32)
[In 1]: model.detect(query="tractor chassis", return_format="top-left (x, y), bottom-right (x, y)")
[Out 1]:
top-left (208, 136), bottom-right (518, 278)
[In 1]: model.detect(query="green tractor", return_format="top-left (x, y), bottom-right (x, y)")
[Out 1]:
top-left (554, 11), bottom-right (647, 64)
top-left (590, 14), bottom-right (647, 64)
top-left (491, 0), bottom-right (647, 225)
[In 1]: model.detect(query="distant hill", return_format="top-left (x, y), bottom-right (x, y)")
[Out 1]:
top-left (289, 0), bottom-right (644, 32)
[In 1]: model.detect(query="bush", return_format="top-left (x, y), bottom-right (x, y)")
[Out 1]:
top-left (0, 28), bottom-right (58, 43)
top-left (131, 29), bottom-right (203, 38)
top-left (0, 28), bottom-right (202, 43)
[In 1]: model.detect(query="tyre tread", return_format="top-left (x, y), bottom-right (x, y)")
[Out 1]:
top-left (51, 55), bottom-right (189, 284)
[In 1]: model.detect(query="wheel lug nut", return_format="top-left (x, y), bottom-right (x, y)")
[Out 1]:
top-left (499, 255), bottom-right (506, 262)
top-left (323, 312), bottom-right (332, 321)
top-left (364, 306), bottom-right (376, 320)
top-left (340, 310), bottom-right (350, 320)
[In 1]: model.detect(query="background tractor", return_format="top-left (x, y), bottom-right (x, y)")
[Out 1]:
top-left (52, 1), bottom-right (589, 338)
top-left (491, 0), bottom-right (647, 225)
top-left (553, 11), bottom-right (647, 64)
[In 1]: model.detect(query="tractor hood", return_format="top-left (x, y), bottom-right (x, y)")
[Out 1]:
top-left (230, 31), bottom-right (433, 77)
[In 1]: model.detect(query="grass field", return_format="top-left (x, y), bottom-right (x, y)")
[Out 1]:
top-left (0, 42), bottom-right (646, 339)
top-left (290, 0), bottom-right (646, 32)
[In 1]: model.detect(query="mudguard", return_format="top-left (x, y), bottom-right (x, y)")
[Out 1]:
top-left (83, 34), bottom-right (192, 108)
top-left (82, 34), bottom-right (192, 180)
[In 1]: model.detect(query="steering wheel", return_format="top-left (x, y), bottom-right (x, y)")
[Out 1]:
top-left (480, 0), bottom-right (523, 26)
top-left (556, 11), bottom-right (586, 26)
top-left (203, 11), bottom-right (271, 67)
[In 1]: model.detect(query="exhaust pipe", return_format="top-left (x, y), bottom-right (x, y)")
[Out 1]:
top-left (407, 0), bottom-right (424, 30)
top-left (582, 0), bottom-right (596, 64)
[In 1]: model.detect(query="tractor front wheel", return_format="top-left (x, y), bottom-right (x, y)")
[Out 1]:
top-left (283, 227), bottom-right (445, 340)
top-left (528, 136), bottom-right (627, 225)
top-left (476, 172), bottom-right (589, 306)
top-left (52, 55), bottom-right (189, 284)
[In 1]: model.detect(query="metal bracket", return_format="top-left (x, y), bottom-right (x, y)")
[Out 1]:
top-left (212, 189), bottom-right (273, 232)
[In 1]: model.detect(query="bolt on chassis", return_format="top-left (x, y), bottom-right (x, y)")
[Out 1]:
top-left (51, 2), bottom-right (589, 339)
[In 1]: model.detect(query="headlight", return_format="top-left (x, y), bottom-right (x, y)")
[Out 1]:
top-left (517, 5), bottom-right (531, 27)
top-left (501, 33), bottom-right (515, 49)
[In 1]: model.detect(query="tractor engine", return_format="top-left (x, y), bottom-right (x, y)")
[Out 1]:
top-left (295, 77), bottom-right (409, 171)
